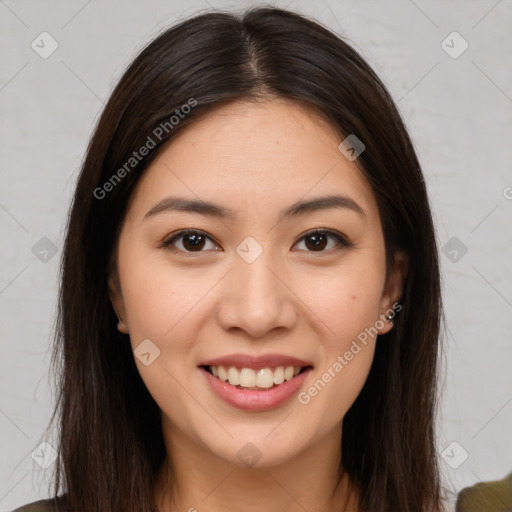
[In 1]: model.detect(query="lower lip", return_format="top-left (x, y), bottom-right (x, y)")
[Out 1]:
top-left (200, 367), bottom-right (312, 411)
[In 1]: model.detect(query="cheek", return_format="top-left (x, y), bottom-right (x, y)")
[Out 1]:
top-left (118, 249), bottom-right (210, 343)
top-left (290, 260), bottom-right (383, 425)
top-left (308, 279), bottom-right (379, 383)
top-left (297, 342), bottom-right (375, 435)
top-left (297, 258), bottom-right (385, 343)
top-left (119, 261), bottom-right (209, 416)
top-left (295, 285), bottom-right (379, 435)
top-left (118, 255), bottom-right (219, 403)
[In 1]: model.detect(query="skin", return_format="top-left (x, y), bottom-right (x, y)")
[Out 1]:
top-left (109, 98), bottom-right (408, 512)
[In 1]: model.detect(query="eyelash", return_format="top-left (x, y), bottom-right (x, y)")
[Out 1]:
top-left (162, 228), bottom-right (353, 254)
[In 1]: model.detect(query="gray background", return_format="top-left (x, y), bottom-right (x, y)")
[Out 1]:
top-left (1, 0), bottom-right (511, 510)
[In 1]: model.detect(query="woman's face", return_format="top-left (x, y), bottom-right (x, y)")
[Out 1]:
top-left (109, 98), bottom-right (406, 468)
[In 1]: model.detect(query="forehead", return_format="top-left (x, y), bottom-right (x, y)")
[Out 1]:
top-left (125, 98), bottom-right (378, 224)
top-left (173, 98), bottom-right (345, 163)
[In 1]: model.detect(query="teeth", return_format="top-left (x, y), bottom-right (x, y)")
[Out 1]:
top-left (239, 368), bottom-right (256, 387)
top-left (218, 366), bottom-right (228, 381)
top-left (208, 365), bottom-right (303, 389)
top-left (256, 368), bottom-right (274, 389)
top-left (227, 366), bottom-right (240, 385)
top-left (273, 366), bottom-right (285, 385)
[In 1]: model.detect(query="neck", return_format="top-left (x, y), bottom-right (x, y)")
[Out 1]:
top-left (153, 419), bottom-right (360, 512)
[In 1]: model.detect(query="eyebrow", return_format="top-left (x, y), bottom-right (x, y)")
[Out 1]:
top-left (143, 194), bottom-right (365, 221)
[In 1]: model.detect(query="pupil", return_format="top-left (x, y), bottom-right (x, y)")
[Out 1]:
top-left (184, 234), bottom-right (205, 251)
top-left (306, 233), bottom-right (327, 251)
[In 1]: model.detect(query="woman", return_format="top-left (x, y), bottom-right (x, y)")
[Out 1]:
top-left (13, 6), bottom-right (447, 512)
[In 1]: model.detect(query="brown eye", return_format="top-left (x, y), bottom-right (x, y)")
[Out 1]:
top-left (163, 230), bottom-right (219, 252)
top-left (304, 232), bottom-right (328, 251)
top-left (182, 233), bottom-right (206, 251)
top-left (293, 229), bottom-right (352, 252)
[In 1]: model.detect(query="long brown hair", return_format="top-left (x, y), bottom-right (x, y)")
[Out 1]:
top-left (46, 6), bottom-right (446, 511)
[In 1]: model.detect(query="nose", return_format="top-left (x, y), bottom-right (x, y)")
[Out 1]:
top-left (215, 250), bottom-right (298, 339)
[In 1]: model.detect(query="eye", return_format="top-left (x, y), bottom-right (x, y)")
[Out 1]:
top-left (292, 229), bottom-right (352, 252)
top-left (163, 229), bottom-right (220, 253)
top-left (162, 228), bottom-right (352, 254)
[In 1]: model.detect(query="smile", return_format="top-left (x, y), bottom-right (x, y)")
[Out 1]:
top-left (199, 364), bottom-right (313, 411)
top-left (204, 365), bottom-right (308, 390)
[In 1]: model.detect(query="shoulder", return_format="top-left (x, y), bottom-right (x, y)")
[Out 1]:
top-left (456, 472), bottom-right (512, 512)
top-left (10, 495), bottom-right (68, 512)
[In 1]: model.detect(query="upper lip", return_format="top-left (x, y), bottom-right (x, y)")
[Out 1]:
top-left (199, 353), bottom-right (313, 370)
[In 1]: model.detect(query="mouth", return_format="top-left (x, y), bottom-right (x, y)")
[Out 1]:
top-left (200, 364), bottom-right (313, 391)
top-left (197, 353), bottom-right (314, 410)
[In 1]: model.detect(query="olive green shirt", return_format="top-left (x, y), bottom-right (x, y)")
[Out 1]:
top-left (455, 471), bottom-right (512, 512)
top-left (11, 499), bottom-right (56, 511)
top-left (11, 495), bottom-right (66, 512)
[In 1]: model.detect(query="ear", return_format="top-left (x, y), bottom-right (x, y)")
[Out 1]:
top-left (108, 271), bottom-right (129, 334)
top-left (377, 250), bottom-right (408, 335)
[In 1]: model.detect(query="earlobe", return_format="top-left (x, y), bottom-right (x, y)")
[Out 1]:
top-left (112, 302), bottom-right (129, 334)
top-left (108, 274), bottom-right (129, 334)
